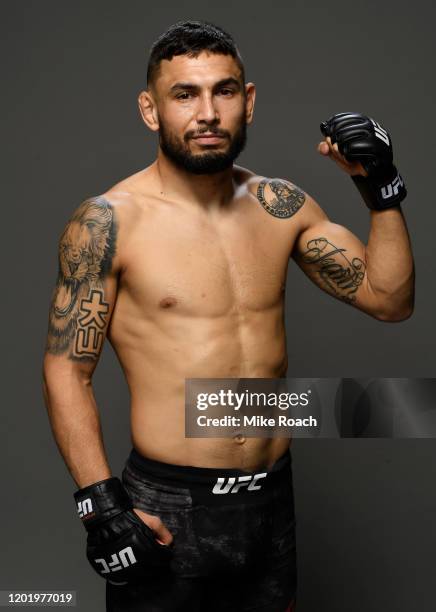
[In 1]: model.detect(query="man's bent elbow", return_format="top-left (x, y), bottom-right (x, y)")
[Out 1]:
top-left (371, 300), bottom-right (414, 322)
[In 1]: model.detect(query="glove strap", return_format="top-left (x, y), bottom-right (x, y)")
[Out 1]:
top-left (74, 477), bottom-right (133, 532)
top-left (351, 165), bottom-right (407, 210)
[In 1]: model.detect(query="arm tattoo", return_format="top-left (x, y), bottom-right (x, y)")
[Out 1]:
top-left (45, 197), bottom-right (117, 362)
top-left (301, 237), bottom-right (366, 303)
top-left (257, 178), bottom-right (306, 218)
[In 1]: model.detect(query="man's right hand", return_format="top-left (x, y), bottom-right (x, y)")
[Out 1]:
top-left (74, 477), bottom-right (173, 585)
top-left (132, 508), bottom-right (174, 546)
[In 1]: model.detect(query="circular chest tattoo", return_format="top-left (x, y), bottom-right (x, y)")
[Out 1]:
top-left (256, 178), bottom-right (306, 218)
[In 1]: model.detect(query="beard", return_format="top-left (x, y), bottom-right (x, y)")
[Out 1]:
top-left (158, 115), bottom-right (247, 175)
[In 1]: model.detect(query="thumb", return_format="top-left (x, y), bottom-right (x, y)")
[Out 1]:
top-left (318, 141), bottom-right (330, 156)
top-left (133, 508), bottom-right (174, 546)
top-left (153, 523), bottom-right (174, 546)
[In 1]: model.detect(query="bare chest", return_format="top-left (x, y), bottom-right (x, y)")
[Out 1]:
top-left (120, 207), bottom-right (295, 316)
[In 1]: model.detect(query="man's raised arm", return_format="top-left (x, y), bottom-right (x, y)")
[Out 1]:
top-left (291, 196), bottom-right (414, 320)
top-left (292, 111), bottom-right (414, 321)
top-left (42, 196), bottom-right (120, 488)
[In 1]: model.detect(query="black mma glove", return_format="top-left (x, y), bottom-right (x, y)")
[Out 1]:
top-left (320, 112), bottom-right (407, 210)
top-left (74, 477), bottom-right (172, 585)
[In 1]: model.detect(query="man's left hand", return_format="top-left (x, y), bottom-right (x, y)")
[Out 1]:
top-left (318, 135), bottom-right (368, 177)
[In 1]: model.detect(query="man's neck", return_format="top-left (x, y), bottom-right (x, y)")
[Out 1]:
top-left (153, 151), bottom-right (235, 210)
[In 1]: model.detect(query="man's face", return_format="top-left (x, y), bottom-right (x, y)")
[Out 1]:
top-left (149, 52), bottom-right (253, 174)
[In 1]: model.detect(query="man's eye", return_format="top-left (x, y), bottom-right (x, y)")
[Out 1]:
top-left (219, 89), bottom-right (234, 96)
top-left (176, 92), bottom-right (192, 100)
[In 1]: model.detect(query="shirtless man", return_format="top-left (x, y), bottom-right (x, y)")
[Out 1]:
top-left (42, 20), bottom-right (414, 612)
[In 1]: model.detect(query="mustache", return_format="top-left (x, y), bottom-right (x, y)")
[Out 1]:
top-left (185, 128), bottom-right (230, 140)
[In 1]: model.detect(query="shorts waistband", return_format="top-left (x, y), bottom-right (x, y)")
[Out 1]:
top-left (126, 448), bottom-right (292, 504)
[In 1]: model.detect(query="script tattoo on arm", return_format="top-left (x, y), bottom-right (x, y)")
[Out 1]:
top-left (256, 178), bottom-right (306, 218)
top-left (45, 197), bottom-right (117, 362)
top-left (301, 237), bottom-right (366, 303)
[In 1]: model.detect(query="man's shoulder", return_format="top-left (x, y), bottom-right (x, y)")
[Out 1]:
top-left (72, 171), bottom-right (154, 273)
top-left (102, 167), bottom-right (149, 202)
top-left (237, 166), bottom-right (311, 221)
top-left (95, 167), bottom-right (155, 222)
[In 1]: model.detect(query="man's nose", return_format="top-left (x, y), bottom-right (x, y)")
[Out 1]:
top-left (196, 93), bottom-right (219, 124)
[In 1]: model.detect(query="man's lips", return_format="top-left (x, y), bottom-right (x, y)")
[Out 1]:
top-left (191, 133), bottom-right (226, 144)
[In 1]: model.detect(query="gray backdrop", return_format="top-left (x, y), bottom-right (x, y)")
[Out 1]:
top-left (2, 0), bottom-right (435, 610)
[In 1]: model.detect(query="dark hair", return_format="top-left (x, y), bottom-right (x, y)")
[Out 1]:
top-left (146, 20), bottom-right (245, 87)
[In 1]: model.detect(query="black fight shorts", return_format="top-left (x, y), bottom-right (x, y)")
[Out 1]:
top-left (106, 449), bottom-right (297, 611)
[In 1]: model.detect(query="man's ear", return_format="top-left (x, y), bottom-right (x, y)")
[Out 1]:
top-left (138, 90), bottom-right (159, 131)
top-left (245, 82), bottom-right (256, 125)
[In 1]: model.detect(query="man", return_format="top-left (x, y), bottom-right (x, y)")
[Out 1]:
top-left (42, 20), bottom-right (414, 612)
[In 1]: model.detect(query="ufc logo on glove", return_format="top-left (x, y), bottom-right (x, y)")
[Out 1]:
top-left (95, 546), bottom-right (138, 574)
top-left (77, 498), bottom-right (93, 519)
top-left (73, 477), bottom-right (173, 585)
top-left (381, 173), bottom-right (404, 199)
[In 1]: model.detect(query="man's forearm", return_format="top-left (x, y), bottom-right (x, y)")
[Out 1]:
top-left (42, 365), bottom-right (112, 488)
top-left (365, 206), bottom-right (415, 319)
